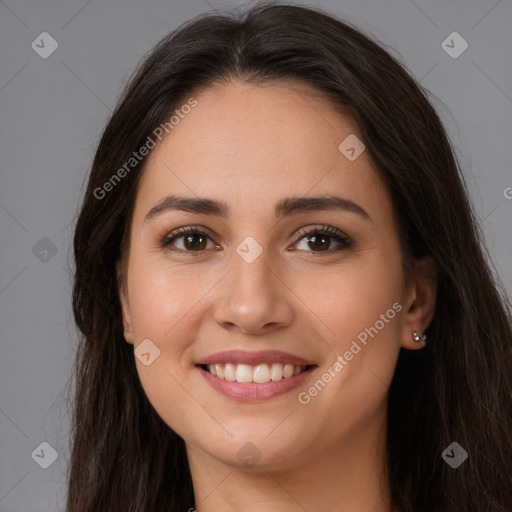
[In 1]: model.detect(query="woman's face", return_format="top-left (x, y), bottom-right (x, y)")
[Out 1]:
top-left (119, 80), bottom-right (428, 471)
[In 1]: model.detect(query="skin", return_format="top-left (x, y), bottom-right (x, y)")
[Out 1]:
top-left (118, 80), bottom-right (437, 511)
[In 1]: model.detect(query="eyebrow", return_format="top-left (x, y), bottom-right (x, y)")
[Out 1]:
top-left (144, 194), bottom-right (370, 222)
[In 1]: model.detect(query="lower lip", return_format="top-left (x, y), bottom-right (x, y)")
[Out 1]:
top-left (198, 366), bottom-right (316, 402)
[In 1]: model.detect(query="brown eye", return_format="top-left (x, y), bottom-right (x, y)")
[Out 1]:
top-left (161, 227), bottom-right (219, 253)
top-left (305, 233), bottom-right (332, 251)
top-left (182, 233), bottom-right (207, 251)
top-left (292, 225), bottom-right (353, 254)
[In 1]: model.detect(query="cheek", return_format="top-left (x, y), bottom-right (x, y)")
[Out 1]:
top-left (298, 274), bottom-right (402, 436)
top-left (298, 250), bottom-right (403, 401)
top-left (127, 250), bottom-right (209, 334)
top-left (125, 255), bottom-right (209, 433)
top-left (294, 249), bottom-right (403, 342)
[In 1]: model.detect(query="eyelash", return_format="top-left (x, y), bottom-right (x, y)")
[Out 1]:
top-left (160, 224), bottom-right (353, 257)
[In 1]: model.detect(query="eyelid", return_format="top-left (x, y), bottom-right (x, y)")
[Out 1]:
top-left (293, 224), bottom-right (351, 244)
top-left (164, 225), bottom-right (215, 238)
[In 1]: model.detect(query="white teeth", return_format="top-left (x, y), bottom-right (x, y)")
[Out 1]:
top-left (253, 364), bottom-right (271, 383)
top-left (224, 363), bottom-right (236, 381)
top-left (270, 363), bottom-right (282, 381)
top-left (283, 363), bottom-right (294, 378)
top-left (205, 362), bottom-right (307, 383)
top-left (235, 364), bottom-right (253, 383)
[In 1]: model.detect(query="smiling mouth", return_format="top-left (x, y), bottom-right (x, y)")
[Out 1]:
top-left (198, 362), bottom-right (315, 383)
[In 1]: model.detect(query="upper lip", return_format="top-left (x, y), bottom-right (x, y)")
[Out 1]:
top-left (196, 349), bottom-right (315, 366)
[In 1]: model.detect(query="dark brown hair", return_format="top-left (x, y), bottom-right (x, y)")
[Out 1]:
top-left (68, 3), bottom-right (512, 511)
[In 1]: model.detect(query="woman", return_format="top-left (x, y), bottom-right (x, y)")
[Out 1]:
top-left (68, 3), bottom-right (512, 511)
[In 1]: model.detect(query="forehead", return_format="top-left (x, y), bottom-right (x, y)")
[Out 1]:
top-left (133, 81), bottom-right (392, 224)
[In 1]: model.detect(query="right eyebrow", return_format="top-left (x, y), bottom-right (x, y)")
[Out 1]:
top-left (144, 195), bottom-right (228, 223)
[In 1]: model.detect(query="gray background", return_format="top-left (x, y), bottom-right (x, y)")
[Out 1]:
top-left (0, 0), bottom-right (511, 510)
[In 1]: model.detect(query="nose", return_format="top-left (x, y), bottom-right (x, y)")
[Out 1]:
top-left (212, 247), bottom-right (295, 335)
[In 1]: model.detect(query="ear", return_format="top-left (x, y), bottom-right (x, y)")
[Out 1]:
top-left (117, 260), bottom-right (134, 345)
top-left (400, 256), bottom-right (438, 350)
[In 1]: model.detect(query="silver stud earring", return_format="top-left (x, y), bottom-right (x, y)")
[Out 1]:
top-left (412, 330), bottom-right (427, 345)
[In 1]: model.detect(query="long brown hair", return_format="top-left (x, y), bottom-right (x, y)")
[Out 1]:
top-left (68, 3), bottom-right (512, 511)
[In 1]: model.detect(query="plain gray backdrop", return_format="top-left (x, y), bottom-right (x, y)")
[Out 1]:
top-left (0, 0), bottom-right (511, 510)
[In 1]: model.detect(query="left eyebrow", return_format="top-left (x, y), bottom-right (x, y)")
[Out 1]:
top-left (275, 196), bottom-right (370, 220)
top-left (143, 194), bottom-right (371, 223)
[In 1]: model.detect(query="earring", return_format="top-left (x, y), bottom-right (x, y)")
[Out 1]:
top-left (412, 330), bottom-right (427, 345)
